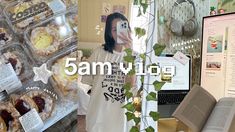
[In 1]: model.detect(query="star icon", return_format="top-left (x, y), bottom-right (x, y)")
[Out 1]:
top-left (33, 63), bottom-right (53, 84)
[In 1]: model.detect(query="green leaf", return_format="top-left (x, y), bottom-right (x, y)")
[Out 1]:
top-left (124, 56), bottom-right (135, 63)
top-left (210, 6), bottom-right (216, 11)
top-left (125, 112), bottom-right (135, 121)
top-left (146, 92), bottom-right (157, 101)
top-left (134, 27), bottom-right (146, 39)
top-left (145, 126), bottom-right (155, 132)
top-left (149, 111), bottom-right (160, 121)
top-left (153, 43), bottom-right (166, 56)
top-left (122, 102), bottom-right (135, 112)
top-left (153, 81), bottom-right (165, 91)
top-left (130, 126), bottom-right (139, 132)
top-left (134, 117), bottom-right (141, 125)
top-left (128, 68), bottom-right (136, 76)
top-left (125, 91), bottom-right (133, 100)
top-left (141, 3), bottom-right (148, 14)
top-left (133, 0), bottom-right (139, 5)
top-left (139, 53), bottom-right (146, 61)
top-left (140, 76), bottom-right (144, 83)
top-left (124, 48), bottom-right (132, 56)
top-left (123, 82), bottom-right (132, 91)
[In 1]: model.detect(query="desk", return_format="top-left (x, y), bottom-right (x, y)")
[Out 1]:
top-left (158, 118), bottom-right (191, 132)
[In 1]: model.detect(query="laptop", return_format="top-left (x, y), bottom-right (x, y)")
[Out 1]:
top-left (157, 54), bottom-right (191, 118)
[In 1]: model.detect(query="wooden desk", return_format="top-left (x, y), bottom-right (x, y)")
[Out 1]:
top-left (158, 118), bottom-right (191, 132)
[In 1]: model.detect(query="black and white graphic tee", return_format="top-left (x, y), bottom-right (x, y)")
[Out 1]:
top-left (82, 47), bottom-right (132, 132)
top-left (102, 62), bottom-right (126, 103)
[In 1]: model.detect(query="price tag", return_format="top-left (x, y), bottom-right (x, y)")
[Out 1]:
top-left (19, 109), bottom-right (44, 132)
top-left (0, 63), bottom-right (22, 93)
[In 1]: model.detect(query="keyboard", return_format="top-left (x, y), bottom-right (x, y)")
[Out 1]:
top-left (158, 93), bottom-right (187, 105)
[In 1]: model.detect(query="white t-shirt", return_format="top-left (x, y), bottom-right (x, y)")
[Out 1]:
top-left (81, 46), bottom-right (131, 132)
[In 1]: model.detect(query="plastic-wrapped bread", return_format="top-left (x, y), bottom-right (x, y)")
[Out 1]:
top-left (0, 102), bottom-right (21, 132)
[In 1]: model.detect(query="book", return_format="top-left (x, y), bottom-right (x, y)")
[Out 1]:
top-left (172, 85), bottom-right (235, 132)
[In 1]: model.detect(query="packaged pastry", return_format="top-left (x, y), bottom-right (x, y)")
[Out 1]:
top-left (29, 26), bottom-right (60, 56)
top-left (11, 94), bottom-right (39, 116)
top-left (0, 20), bottom-right (14, 46)
top-left (0, 43), bottom-right (34, 93)
top-left (10, 89), bottom-right (55, 121)
top-left (48, 46), bottom-right (82, 98)
top-left (24, 10), bottom-right (77, 62)
top-left (3, 0), bottom-right (67, 34)
top-left (25, 90), bottom-right (55, 120)
top-left (0, 102), bottom-right (21, 132)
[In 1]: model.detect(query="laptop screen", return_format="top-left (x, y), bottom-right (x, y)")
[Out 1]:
top-left (155, 55), bottom-right (191, 91)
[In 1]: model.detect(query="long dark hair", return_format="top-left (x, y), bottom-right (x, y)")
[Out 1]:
top-left (103, 12), bottom-right (130, 53)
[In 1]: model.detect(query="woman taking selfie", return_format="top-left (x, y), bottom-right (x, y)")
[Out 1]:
top-left (78, 12), bottom-right (136, 132)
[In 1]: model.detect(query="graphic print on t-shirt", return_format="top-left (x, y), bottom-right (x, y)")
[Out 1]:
top-left (102, 62), bottom-right (125, 103)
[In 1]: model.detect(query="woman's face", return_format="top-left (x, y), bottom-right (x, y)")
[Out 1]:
top-left (111, 18), bottom-right (122, 43)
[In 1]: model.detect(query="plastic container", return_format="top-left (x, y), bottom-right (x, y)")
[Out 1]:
top-left (0, 0), bottom-right (15, 6)
top-left (0, 90), bottom-right (7, 101)
top-left (3, 0), bottom-right (69, 34)
top-left (61, 0), bottom-right (78, 9)
top-left (3, 80), bottom-right (58, 125)
top-left (0, 43), bottom-right (35, 85)
top-left (0, 7), bottom-right (2, 17)
top-left (47, 45), bottom-right (81, 101)
top-left (0, 20), bottom-right (16, 47)
top-left (18, 80), bottom-right (58, 119)
top-left (14, 80), bottom-right (58, 100)
top-left (24, 10), bottom-right (78, 63)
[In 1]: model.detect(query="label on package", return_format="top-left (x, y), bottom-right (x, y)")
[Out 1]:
top-left (19, 109), bottom-right (44, 132)
top-left (10, 2), bottom-right (53, 25)
top-left (0, 63), bottom-right (22, 93)
top-left (9, 0), bottom-right (66, 28)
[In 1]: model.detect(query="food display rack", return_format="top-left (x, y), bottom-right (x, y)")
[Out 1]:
top-left (0, 0), bottom-right (78, 131)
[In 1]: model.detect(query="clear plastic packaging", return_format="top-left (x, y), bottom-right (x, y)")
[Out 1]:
top-left (0, 80), bottom-right (58, 130)
top-left (47, 45), bottom-right (81, 101)
top-left (0, 0), bottom-right (16, 6)
top-left (0, 43), bottom-right (35, 84)
top-left (0, 90), bottom-right (7, 101)
top-left (24, 10), bottom-right (78, 63)
top-left (0, 20), bottom-right (15, 47)
top-left (12, 81), bottom-right (58, 120)
top-left (61, 0), bottom-right (78, 9)
top-left (0, 7), bottom-right (2, 17)
top-left (3, 0), bottom-right (70, 34)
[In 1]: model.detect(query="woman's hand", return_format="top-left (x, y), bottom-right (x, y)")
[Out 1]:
top-left (118, 31), bottom-right (133, 49)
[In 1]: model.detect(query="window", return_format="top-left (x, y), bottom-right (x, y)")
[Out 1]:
top-left (130, 3), bottom-right (150, 53)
